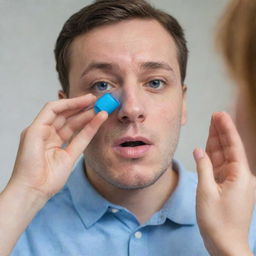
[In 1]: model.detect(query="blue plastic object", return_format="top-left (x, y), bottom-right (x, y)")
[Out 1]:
top-left (94, 93), bottom-right (120, 114)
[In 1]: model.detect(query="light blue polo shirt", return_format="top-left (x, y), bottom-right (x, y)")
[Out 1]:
top-left (11, 157), bottom-right (256, 255)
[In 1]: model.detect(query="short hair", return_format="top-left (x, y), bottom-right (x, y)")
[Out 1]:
top-left (216, 0), bottom-right (256, 126)
top-left (54, 0), bottom-right (188, 95)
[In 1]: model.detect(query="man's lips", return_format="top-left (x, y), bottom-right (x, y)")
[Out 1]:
top-left (112, 136), bottom-right (153, 159)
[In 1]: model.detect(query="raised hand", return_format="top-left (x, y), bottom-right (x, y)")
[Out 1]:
top-left (194, 112), bottom-right (256, 256)
top-left (9, 93), bottom-right (108, 199)
top-left (0, 94), bottom-right (108, 255)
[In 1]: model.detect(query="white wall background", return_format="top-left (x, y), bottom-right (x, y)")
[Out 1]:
top-left (0, 0), bottom-right (233, 191)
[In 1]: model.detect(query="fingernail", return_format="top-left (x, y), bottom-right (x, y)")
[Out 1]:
top-left (193, 148), bottom-right (205, 160)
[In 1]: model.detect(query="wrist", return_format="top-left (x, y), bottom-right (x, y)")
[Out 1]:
top-left (1, 181), bottom-right (48, 213)
top-left (0, 181), bottom-right (48, 255)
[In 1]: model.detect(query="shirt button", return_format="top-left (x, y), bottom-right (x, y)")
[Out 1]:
top-left (134, 231), bottom-right (142, 239)
top-left (111, 208), bottom-right (119, 213)
top-left (160, 215), bottom-right (165, 221)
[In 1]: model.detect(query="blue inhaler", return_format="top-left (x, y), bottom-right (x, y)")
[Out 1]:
top-left (94, 93), bottom-right (120, 115)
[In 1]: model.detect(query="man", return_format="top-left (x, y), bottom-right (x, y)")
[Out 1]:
top-left (1, 0), bottom-right (256, 255)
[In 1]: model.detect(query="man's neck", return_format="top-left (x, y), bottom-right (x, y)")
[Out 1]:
top-left (85, 163), bottom-right (178, 224)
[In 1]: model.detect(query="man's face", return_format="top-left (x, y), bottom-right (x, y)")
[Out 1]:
top-left (67, 19), bottom-right (187, 189)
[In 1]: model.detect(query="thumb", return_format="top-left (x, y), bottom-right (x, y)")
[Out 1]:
top-left (193, 148), bottom-right (217, 194)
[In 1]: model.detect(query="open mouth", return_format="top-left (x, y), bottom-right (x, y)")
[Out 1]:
top-left (113, 137), bottom-right (152, 158)
top-left (120, 141), bottom-right (146, 147)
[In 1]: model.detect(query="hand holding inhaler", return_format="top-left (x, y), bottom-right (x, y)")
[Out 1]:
top-left (0, 93), bottom-right (120, 255)
top-left (3, 93), bottom-right (120, 207)
top-left (16, 93), bottom-right (120, 197)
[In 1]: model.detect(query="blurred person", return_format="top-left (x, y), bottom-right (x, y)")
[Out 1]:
top-left (194, 0), bottom-right (256, 255)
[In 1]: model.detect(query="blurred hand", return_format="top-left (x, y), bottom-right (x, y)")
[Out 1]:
top-left (194, 112), bottom-right (256, 256)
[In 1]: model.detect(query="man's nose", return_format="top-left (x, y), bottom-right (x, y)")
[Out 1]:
top-left (117, 90), bottom-right (145, 124)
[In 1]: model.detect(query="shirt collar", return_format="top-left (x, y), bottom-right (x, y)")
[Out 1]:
top-left (67, 156), bottom-right (110, 228)
top-left (163, 159), bottom-right (197, 225)
top-left (67, 157), bottom-right (197, 228)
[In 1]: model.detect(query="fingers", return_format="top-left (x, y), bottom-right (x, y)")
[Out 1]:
top-left (66, 111), bottom-right (108, 161)
top-left (55, 109), bottom-right (96, 142)
top-left (211, 112), bottom-right (248, 164)
top-left (206, 114), bottom-right (225, 169)
top-left (193, 148), bottom-right (218, 195)
top-left (202, 111), bottom-right (250, 186)
top-left (33, 94), bottom-right (96, 126)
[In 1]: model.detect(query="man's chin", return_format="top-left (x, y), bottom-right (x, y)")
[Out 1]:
top-left (109, 180), bottom-right (156, 190)
top-left (103, 169), bottom-right (167, 191)
top-left (84, 156), bottom-right (169, 190)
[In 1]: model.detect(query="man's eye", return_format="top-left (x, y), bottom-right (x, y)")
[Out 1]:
top-left (92, 81), bottom-right (113, 92)
top-left (147, 79), bottom-right (165, 89)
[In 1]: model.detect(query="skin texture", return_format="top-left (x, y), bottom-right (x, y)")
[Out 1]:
top-left (194, 112), bottom-right (256, 256)
top-left (60, 19), bottom-right (187, 220)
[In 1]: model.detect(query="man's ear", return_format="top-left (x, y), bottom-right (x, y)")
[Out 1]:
top-left (181, 84), bottom-right (187, 125)
top-left (58, 90), bottom-right (68, 99)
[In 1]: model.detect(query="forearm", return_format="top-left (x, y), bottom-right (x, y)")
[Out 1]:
top-left (0, 182), bottom-right (47, 255)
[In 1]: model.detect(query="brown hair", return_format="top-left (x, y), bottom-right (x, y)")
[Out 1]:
top-left (216, 0), bottom-right (256, 127)
top-left (54, 0), bottom-right (188, 95)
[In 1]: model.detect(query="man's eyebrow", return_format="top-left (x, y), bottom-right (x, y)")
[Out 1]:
top-left (80, 61), bottom-right (174, 79)
top-left (80, 62), bottom-right (117, 79)
top-left (140, 61), bottom-right (174, 72)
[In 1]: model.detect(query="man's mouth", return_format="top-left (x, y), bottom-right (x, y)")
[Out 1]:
top-left (113, 137), bottom-right (152, 158)
top-left (120, 141), bottom-right (146, 147)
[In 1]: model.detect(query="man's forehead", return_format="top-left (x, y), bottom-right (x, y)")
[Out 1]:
top-left (68, 18), bottom-right (180, 78)
top-left (70, 18), bottom-right (177, 56)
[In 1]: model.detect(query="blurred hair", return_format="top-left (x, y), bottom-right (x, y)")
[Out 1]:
top-left (216, 0), bottom-right (256, 127)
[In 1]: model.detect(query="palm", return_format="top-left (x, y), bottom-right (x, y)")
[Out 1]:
top-left (205, 113), bottom-right (247, 185)
top-left (195, 112), bottom-right (256, 256)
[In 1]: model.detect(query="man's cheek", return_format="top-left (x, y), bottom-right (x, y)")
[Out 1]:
top-left (159, 106), bottom-right (179, 124)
